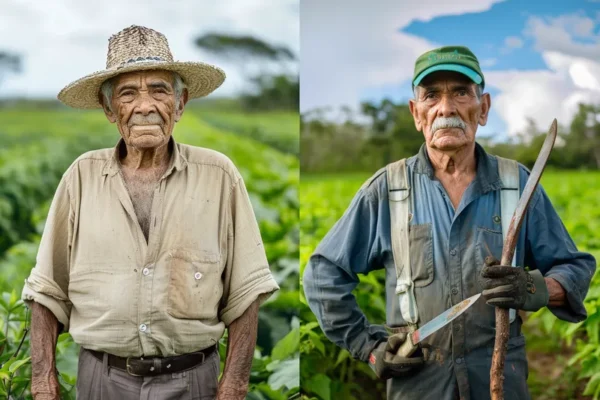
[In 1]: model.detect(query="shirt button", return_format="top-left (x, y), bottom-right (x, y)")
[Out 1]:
top-left (451, 288), bottom-right (458, 295)
top-left (450, 249), bottom-right (457, 256)
top-left (455, 357), bottom-right (463, 364)
top-left (194, 272), bottom-right (203, 280)
top-left (139, 324), bottom-right (147, 332)
top-left (142, 268), bottom-right (150, 276)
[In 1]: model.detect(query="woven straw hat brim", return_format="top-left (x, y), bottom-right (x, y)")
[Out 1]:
top-left (57, 60), bottom-right (226, 109)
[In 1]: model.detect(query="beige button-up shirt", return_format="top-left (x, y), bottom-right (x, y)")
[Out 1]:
top-left (22, 139), bottom-right (280, 357)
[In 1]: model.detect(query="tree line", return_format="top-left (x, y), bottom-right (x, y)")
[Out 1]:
top-left (301, 100), bottom-right (600, 173)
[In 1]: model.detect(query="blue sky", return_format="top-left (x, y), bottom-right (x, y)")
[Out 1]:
top-left (404, 1), bottom-right (598, 71)
top-left (301, 0), bottom-right (600, 140)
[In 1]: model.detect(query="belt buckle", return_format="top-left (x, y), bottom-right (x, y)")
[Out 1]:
top-left (126, 357), bottom-right (143, 377)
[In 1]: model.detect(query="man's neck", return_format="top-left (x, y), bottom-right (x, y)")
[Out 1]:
top-left (426, 143), bottom-right (477, 179)
top-left (120, 140), bottom-right (171, 172)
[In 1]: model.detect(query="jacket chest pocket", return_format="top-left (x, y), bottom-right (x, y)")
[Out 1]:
top-left (408, 223), bottom-right (434, 287)
top-left (167, 249), bottom-right (223, 320)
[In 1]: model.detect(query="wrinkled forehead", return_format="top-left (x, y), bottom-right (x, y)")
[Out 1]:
top-left (417, 70), bottom-right (476, 90)
top-left (112, 69), bottom-right (174, 89)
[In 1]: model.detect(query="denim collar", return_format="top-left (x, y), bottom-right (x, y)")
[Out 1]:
top-left (413, 142), bottom-right (503, 194)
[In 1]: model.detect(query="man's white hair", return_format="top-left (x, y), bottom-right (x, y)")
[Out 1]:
top-left (100, 71), bottom-right (187, 111)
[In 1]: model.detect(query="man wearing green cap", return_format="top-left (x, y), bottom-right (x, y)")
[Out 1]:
top-left (303, 45), bottom-right (595, 399)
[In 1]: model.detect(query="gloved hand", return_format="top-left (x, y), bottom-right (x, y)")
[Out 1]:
top-left (368, 333), bottom-right (424, 380)
top-left (480, 256), bottom-right (549, 312)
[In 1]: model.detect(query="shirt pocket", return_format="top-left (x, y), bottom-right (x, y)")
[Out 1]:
top-left (409, 223), bottom-right (434, 287)
top-left (167, 249), bottom-right (223, 320)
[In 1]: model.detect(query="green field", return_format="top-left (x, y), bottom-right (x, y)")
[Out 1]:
top-left (0, 103), bottom-right (300, 399)
top-left (299, 171), bottom-right (600, 400)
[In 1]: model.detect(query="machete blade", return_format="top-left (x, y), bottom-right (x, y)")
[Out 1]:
top-left (411, 293), bottom-right (481, 345)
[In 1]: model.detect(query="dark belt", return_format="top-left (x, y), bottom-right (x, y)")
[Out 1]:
top-left (87, 345), bottom-right (217, 377)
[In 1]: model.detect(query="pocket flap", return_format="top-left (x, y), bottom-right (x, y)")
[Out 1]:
top-left (169, 248), bottom-right (220, 264)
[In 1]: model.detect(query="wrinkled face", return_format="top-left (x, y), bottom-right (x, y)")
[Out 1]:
top-left (102, 70), bottom-right (187, 149)
top-left (409, 71), bottom-right (490, 152)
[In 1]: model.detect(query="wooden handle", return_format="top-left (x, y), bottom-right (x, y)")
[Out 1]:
top-left (490, 118), bottom-right (557, 400)
top-left (396, 326), bottom-right (417, 358)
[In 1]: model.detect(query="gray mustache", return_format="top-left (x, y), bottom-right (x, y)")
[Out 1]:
top-left (128, 114), bottom-right (164, 127)
top-left (432, 116), bottom-right (466, 133)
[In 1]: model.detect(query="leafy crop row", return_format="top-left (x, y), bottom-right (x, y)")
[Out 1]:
top-left (190, 108), bottom-right (299, 155)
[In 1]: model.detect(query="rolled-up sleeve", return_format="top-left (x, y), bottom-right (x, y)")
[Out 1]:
top-left (525, 185), bottom-right (596, 322)
top-left (303, 187), bottom-right (387, 362)
top-left (21, 172), bottom-right (73, 331)
top-left (219, 174), bottom-right (280, 326)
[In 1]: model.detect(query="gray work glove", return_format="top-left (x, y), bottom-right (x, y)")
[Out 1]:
top-left (368, 333), bottom-right (424, 380)
top-left (480, 257), bottom-right (549, 312)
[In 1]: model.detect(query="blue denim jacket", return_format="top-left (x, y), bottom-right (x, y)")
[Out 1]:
top-left (303, 143), bottom-right (596, 400)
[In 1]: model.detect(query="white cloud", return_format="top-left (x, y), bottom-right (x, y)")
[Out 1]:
top-left (300, 0), bottom-right (505, 112)
top-left (570, 62), bottom-right (600, 91)
top-left (485, 14), bottom-right (600, 137)
top-left (504, 36), bottom-right (524, 49)
top-left (499, 36), bottom-right (523, 55)
top-left (480, 58), bottom-right (498, 67)
top-left (525, 14), bottom-right (600, 61)
top-left (0, 0), bottom-right (298, 98)
top-left (486, 52), bottom-right (600, 136)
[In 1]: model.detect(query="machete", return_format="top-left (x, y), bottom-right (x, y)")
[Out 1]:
top-left (490, 118), bottom-right (558, 400)
top-left (396, 293), bottom-right (481, 357)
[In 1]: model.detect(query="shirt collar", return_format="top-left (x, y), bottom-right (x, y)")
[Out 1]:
top-left (101, 136), bottom-right (188, 177)
top-left (414, 142), bottom-right (503, 193)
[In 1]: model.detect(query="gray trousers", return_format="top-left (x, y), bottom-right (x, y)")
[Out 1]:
top-left (76, 347), bottom-right (220, 400)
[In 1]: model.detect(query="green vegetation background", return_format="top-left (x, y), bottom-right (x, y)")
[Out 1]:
top-left (0, 99), bottom-right (300, 399)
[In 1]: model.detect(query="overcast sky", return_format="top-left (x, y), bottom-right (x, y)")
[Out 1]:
top-left (0, 0), bottom-right (299, 99)
top-left (300, 0), bottom-right (600, 138)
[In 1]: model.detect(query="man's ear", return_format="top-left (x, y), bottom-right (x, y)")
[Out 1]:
top-left (409, 99), bottom-right (423, 131)
top-left (478, 92), bottom-right (491, 126)
top-left (99, 93), bottom-right (116, 123)
top-left (174, 88), bottom-right (189, 122)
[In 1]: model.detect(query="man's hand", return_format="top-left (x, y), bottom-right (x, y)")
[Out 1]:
top-left (480, 257), bottom-right (549, 312)
top-left (217, 300), bottom-right (260, 400)
top-left (31, 373), bottom-right (60, 400)
top-left (368, 333), bottom-right (424, 380)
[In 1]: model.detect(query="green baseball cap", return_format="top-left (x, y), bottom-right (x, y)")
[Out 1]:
top-left (412, 46), bottom-right (484, 88)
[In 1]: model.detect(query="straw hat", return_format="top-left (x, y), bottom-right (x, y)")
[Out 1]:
top-left (58, 25), bottom-right (226, 109)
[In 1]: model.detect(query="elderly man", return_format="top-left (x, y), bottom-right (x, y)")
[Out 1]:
top-left (303, 46), bottom-right (596, 399)
top-left (22, 25), bottom-right (279, 400)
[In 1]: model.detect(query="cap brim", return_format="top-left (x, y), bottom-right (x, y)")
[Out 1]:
top-left (413, 64), bottom-right (482, 87)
